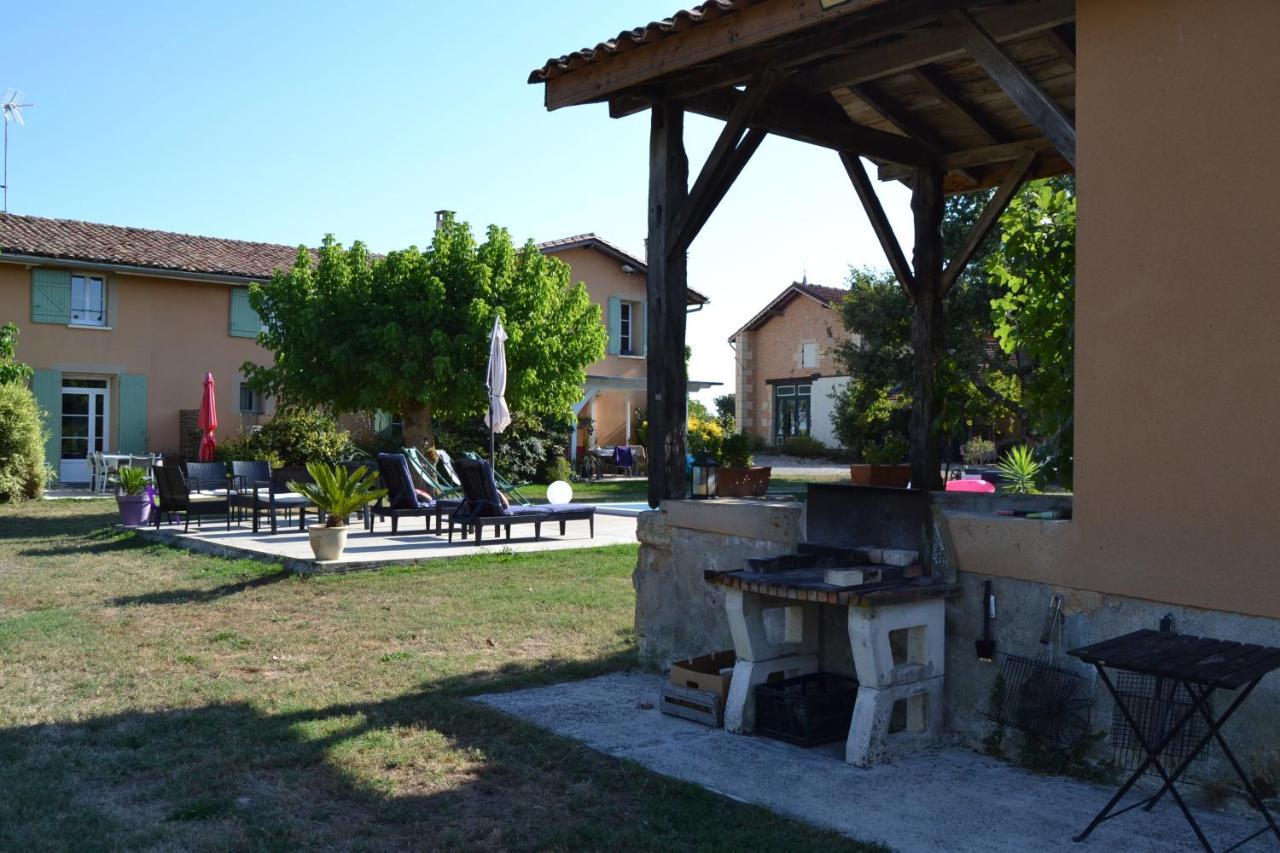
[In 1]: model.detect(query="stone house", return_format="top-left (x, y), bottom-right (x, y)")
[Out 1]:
top-left (728, 280), bottom-right (854, 449)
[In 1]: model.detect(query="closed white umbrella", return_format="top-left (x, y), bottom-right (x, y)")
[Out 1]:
top-left (485, 316), bottom-right (511, 466)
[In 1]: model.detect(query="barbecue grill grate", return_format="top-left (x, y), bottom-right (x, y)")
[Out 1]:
top-left (986, 653), bottom-right (1091, 752)
top-left (1109, 672), bottom-right (1212, 773)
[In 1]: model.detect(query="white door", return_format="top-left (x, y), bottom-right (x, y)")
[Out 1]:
top-left (59, 383), bottom-right (109, 484)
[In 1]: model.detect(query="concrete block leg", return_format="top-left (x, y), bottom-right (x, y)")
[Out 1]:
top-left (725, 588), bottom-right (820, 663)
top-left (847, 598), bottom-right (946, 688)
top-left (845, 676), bottom-right (944, 768)
top-left (723, 654), bottom-right (818, 734)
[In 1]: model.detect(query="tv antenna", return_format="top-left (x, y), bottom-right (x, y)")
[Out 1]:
top-left (2, 89), bottom-right (34, 213)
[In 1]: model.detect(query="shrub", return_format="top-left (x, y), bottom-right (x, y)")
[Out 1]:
top-left (540, 454), bottom-right (573, 484)
top-left (961, 437), bottom-right (997, 466)
top-left (781, 434), bottom-right (827, 458)
top-left (721, 432), bottom-right (753, 468)
top-left (863, 433), bottom-right (909, 466)
top-left (433, 411), bottom-right (571, 484)
top-left (0, 382), bottom-right (46, 502)
top-left (214, 410), bottom-right (352, 468)
top-left (686, 414), bottom-right (725, 462)
top-left (747, 432), bottom-right (769, 453)
top-left (997, 445), bottom-right (1042, 494)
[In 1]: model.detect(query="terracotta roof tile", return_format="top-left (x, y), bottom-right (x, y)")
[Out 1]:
top-left (536, 232), bottom-right (709, 305)
top-left (730, 280), bottom-right (846, 340)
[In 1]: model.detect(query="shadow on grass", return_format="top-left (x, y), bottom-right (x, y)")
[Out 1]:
top-left (0, 651), bottom-right (868, 851)
top-left (106, 569), bottom-right (294, 608)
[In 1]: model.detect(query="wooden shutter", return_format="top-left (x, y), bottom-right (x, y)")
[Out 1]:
top-left (31, 269), bottom-right (71, 324)
top-left (606, 296), bottom-right (621, 355)
top-left (117, 374), bottom-right (148, 453)
top-left (30, 369), bottom-right (61, 468)
top-left (229, 287), bottom-right (261, 338)
top-left (638, 299), bottom-right (648, 356)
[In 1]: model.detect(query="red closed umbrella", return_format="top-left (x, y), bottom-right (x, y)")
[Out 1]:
top-left (197, 372), bottom-right (218, 462)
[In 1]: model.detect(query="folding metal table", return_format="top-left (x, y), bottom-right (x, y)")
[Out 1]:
top-left (1069, 629), bottom-right (1280, 852)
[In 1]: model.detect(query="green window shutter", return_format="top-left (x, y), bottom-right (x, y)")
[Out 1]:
top-left (638, 299), bottom-right (648, 356)
top-left (117, 374), bottom-right (148, 454)
top-left (606, 296), bottom-right (621, 356)
top-left (31, 269), bottom-right (71, 324)
top-left (229, 287), bottom-right (261, 338)
top-left (30, 369), bottom-right (61, 467)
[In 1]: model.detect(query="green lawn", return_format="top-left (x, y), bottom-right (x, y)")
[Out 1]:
top-left (0, 499), bottom-right (876, 851)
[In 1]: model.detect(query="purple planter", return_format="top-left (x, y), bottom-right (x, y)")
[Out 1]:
top-left (117, 494), bottom-right (152, 527)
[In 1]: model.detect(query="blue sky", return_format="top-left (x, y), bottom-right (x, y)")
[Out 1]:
top-left (3, 1), bottom-right (914, 400)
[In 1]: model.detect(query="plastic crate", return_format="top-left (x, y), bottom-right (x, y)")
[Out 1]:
top-left (755, 672), bottom-right (858, 747)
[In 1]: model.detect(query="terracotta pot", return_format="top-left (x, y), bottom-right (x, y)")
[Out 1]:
top-left (308, 524), bottom-right (349, 561)
top-left (716, 466), bottom-right (772, 497)
top-left (848, 463), bottom-right (912, 488)
top-left (116, 494), bottom-right (152, 527)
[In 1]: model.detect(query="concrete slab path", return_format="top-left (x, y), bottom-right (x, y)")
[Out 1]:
top-left (477, 671), bottom-right (1262, 853)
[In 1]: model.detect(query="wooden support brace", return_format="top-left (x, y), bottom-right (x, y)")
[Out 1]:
top-left (841, 151), bottom-right (916, 297)
top-left (941, 148), bottom-right (1037, 296)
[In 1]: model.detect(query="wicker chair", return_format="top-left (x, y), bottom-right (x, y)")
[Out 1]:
top-left (152, 464), bottom-right (230, 532)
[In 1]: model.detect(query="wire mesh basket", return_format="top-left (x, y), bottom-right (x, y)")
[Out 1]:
top-left (1110, 672), bottom-right (1212, 773)
top-left (987, 653), bottom-right (1091, 752)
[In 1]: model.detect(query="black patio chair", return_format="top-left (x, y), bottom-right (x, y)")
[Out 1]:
top-left (252, 465), bottom-right (315, 534)
top-left (152, 464), bottom-right (230, 532)
top-left (368, 454), bottom-right (449, 534)
top-left (449, 459), bottom-right (596, 544)
top-left (184, 461), bottom-right (231, 496)
top-left (229, 460), bottom-right (271, 529)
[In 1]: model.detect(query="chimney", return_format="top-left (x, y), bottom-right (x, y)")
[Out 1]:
top-left (434, 209), bottom-right (454, 232)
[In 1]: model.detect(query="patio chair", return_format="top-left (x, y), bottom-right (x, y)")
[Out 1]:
top-left (184, 461), bottom-right (231, 497)
top-left (229, 460), bottom-right (272, 530)
top-left (457, 450), bottom-right (532, 505)
top-left (256, 465), bottom-right (315, 534)
top-left (403, 447), bottom-right (462, 501)
top-left (368, 454), bottom-right (449, 534)
top-left (450, 458), bottom-right (594, 543)
top-left (152, 464), bottom-right (230, 532)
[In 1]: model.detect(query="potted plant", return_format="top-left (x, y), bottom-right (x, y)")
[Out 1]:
top-left (715, 431), bottom-right (771, 497)
top-left (115, 465), bottom-right (152, 527)
top-left (288, 462), bottom-right (386, 561)
top-left (849, 434), bottom-right (911, 488)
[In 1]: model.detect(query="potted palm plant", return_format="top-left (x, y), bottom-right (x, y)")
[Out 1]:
top-left (849, 433), bottom-right (912, 488)
top-left (715, 431), bottom-right (771, 497)
top-left (115, 465), bottom-right (152, 527)
top-left (288, 462), bottom-right (386, 561)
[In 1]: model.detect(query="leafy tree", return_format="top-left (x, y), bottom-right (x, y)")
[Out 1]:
top-left (713, 393), bottom-right (736, 426)
top-left (988, 182), bottom-right (1076, 483)
top-left (245, 216), bottom-right (607, 449)
top-left (0, 323), bottom-right (32, 386)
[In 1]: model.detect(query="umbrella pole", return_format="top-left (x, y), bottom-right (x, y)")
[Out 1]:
top-left (489, 400), bottom-right (496, 470)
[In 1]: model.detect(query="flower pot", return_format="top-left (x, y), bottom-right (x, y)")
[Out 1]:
top-left (116, 494), bottom-right (152, 527)
top-left (848, 463), bottom-right (912, 488)
top-left (716, 466), bottom-right (772, 497)
top-left (308, 524), bottom-right (349, 561)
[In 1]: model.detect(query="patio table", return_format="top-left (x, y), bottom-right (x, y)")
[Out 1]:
top-left (1068, 629), bottom-right (1280, 852)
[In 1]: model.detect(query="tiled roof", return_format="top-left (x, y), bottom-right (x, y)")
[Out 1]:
top-left (730, 280), bottom-right (846, 340)
top-left (528, 0), bottom-right (763, 83)
top-left (0, 212), bottom-right (310, 281)
top-left (536, 232), bottom-right (710, 305)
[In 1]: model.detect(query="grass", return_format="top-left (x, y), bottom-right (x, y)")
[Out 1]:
top-left (0, 499), bottom-right (876, 851)
top-left (519, 473), bottom-right (850, 503)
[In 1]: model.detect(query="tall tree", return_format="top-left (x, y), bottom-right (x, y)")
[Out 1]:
top-left (245, 216), bottom-right (607, 448)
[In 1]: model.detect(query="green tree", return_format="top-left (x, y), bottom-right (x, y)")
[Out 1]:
top-left (245, 216), bottom-right (607, 449)
top-left (988, 182), bottom-right (1077, 482)
top-left (0, 323), bottom-right (32, 386)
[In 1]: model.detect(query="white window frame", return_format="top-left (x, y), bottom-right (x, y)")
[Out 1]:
top-left (801, 342), bottom-right (818, 369)
top-left (69, 274), bottom-right (108, 327)
top-left (619, 301), bottom-right (634, 355)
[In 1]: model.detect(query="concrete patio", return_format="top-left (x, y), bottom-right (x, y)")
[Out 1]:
top-left (477, 672), bottom-right (1265, 853)
top-left (136, 511), bottom-right (637, 573)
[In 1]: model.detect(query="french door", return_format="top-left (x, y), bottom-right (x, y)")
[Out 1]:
top-left (773, 383), bottom-right (812, 446)
top-left (60, 380), bottom-right (109, 484)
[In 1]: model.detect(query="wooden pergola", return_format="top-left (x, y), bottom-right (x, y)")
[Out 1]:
top-left (528, 0), bottom-right (1076, 506)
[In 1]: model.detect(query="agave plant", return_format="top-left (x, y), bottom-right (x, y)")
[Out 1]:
top-left (116, 465), bottom-right (150, 496)
top-left (288, 462), bottom-right (386, 528)
top-left (996, 445), bottom-right (1042, 495)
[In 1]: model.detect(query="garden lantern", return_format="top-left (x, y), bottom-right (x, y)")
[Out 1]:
top-left (690, 451), bottom-right (718, 500)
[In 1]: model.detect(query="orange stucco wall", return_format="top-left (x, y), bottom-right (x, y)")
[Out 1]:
top-left (1007, 0), bottom-right (1280, 618)
top-left (733, 292), bottom-right (851, 445)
top-left (0, 262), bottom-right (272, 458)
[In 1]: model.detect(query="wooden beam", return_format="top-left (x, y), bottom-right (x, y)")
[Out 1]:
top-left (670, 128), bottom-right (765, 259)
top-left (912, 66), bottom-right (1005, 146)
top-left (841, 152), bottom-right (915, 297)
top-left (943, 9), bottom-right (1076, 168)
top-left (877, 138), bottom-right (1056, 182)
top-left (909, 167), bottom-right (945, 492)
top-left (801, 0), bottom-right (1075, 93)
top-left (1044, 24), bottom-right (1076, 69)
top-left (669, 71), bottom-right (776, 256)
top-left (847, 82), bottom-right (981, 186)
top-left (941, 149), bottom-right (1037, 295)
top-left (645, 100), bottom-right (690, 507)
top-left (684, 85), bottom-right (932, 166)
top-left (540, 0), bottom-right (891, 110)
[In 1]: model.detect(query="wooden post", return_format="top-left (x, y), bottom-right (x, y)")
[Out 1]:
top-left (646, 100), bottom-right (689, 507)
top-left (910, 167), bottom-right (945, 491)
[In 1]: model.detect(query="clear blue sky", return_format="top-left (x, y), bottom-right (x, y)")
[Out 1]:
top-left (3, 1), bottom-right (914, 401)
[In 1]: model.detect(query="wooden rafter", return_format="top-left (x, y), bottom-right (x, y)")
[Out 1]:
top-left (669, 71), bottom-right (775, 257)
top-left (943, 9), bottom-right (1076, 167)
top-left (912, 66), bottom-right (1006, 146)
top-left (840, 151), bottom-right (916, 297)
top-left (848, 81), bottom-right (981, 187)
top-left (1044, 24), bottom-right (1077, 69)
top-left (878, 138), bottom-right (1056, 182)
top-left (940, 148), bottom-right (1037, 296)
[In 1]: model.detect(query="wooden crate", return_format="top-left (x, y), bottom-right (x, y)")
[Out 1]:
top-left (659, 682), bottom-right (723, 727)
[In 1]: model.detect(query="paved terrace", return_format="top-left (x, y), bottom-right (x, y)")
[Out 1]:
top-left (136, 512), bottom-right (637, 573)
